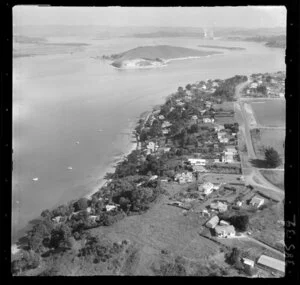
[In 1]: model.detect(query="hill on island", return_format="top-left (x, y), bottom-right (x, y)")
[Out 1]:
top-left (107, 45), bottom-right (222, 62)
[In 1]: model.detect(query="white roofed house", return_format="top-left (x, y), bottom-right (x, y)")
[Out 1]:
top-left (149, 175), bottom-right (158, 181)
top-left (250, 196), bottom-right (265, 208)
top-left (199, 110), bottom-right (206, 116)
top-left (106, 204), bottom-right (117, 212)
top-left (52, 216), bottom-right (63, 224)
top-left (222, 152), bottom-right (234, 163)
top-left (198, 182), bottom-right (214, 196)
top-left (175, 172), bottom-right (193, 184)
top-left (188, 158), bottom-right (207, 166)
top-left (214, 225), bottom-right (235, 238)
top-left (191, 115), bottom-right (198, 122)
top-left (242, 258), bottom-right (255, 270)
top-left (162, 121), bottom-right (172, 129)
top-left (177, 101), bottom-right (185, 107)
top-left (206, 215), bottom-right (219, 229)
top-left (203, 117), bottom-right (215, 123)
top-left (250, 82), bottom-right (258, 89)
top-left (214, 124), bottom-right (224, 132)
top-left (146, 141), bottom-right (158, 153)
top-left (88, 215), bottom-right (99, 223)
top-left (210, 201), bottom-right (228, 213)
top-left (158, 115), bottom-right (165, 120)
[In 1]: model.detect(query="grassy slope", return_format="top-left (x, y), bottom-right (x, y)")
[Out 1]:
top-left (259, 170), bottom-right (284, 190)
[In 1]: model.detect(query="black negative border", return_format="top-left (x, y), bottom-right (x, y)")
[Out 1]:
top-left (0, 0), bottom-right (299, 283)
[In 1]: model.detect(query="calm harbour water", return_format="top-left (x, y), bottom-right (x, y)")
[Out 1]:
top-left (12, 35), bottom-right (285, 241)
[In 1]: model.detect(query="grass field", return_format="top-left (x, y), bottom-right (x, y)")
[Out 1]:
top-left (89, 183), bottom-right (220, 275)
top-left (251, 100), bottom-right (285, 127)
top-left (251, 129), bottom-right (285, 165)
top-left (259, 170), bottom-right (284, 190)
top-left (249, 201), bottom-right (284, 251)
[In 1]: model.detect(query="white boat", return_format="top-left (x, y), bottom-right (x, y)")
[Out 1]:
top-left (76, 141), bottom-right (80, 144)
top-left (67, 166), bottom-right (73, 170)
top-left (32, 177), bottom-right (39, 181)
top-left (98, 129), bottom-right (103, 132)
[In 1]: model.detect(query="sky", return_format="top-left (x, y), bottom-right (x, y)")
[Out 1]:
top-left (13, 6), bottom-right (286, 28)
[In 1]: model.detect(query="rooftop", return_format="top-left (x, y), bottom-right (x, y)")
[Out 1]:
top-left (257, 255), bottom-right (285, 273)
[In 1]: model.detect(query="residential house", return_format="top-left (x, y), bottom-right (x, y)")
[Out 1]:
top-left (250, 196), bottom-right (265, 208)
top-left (250, 82), bottom-right (258, 88)
top-left (214, 225), bottom-right (235, 238)
top-left (175, 172), bottom-right (193, 184)
top-left (192, 165), bottom-right (207, 173)
top-left (186, 90), bottom-right (192, 96)
top-left (162, 129), bottom-right (169, 135)
top-left (236, 201), bottom-right (243, 207)
top-left (205, 101), bottom-right (213, 108)
top-left (219, 220), bottom-right (230, 226)
top-left (149, 175), bottom-right (158, 181)
top-left (242, 258), bottom-right (255, 270)
top-left (210, 201), bottom-right (228, 213)
top-left (200, 209), bottom-right (210, 217)
top-left (203, 117), bottom-right (215, 123)
top-left (219, 137), bottom-right (229, 144)
top-left (199, 110), bottom-right (207, 116)
top-left (162, 121), bottom-right (172, 129)
top-left (177, 101), bottom-right (185, 107)
top-left (222, 151), bottom-right (234, 163)
top-left (214, 158), bottom-right (221, 163)
top-left (86, 207), bottom-right (92, 214)
top-left (199, 182), bottom-right (214, 196)
top-left (257, 255), bottom-right (285, 274)
top-left (206, 215), bottom-right (220, 229)
top-left (212, 81), bottom-right (219, 87)
top-left (106, 205), bottom-right (117, 212)
top-left (88, 215), bottom-right (98, 223)
top-left (214, 124), bottom-right (225, 132)
top-left (225, 146), bottom-right (238, 155)
top-left (158, 115), bottom-right (165, 120)
top-left (188, 158), bottom-right (207, 166)
top-left (52, 216), bottom-right (63, 223)
top-left (160, 147), bottom-right (171, 153)
top-left (191, 115), bottom-right (198, 122)
top-left (147, 141), bottom-right (158, 153)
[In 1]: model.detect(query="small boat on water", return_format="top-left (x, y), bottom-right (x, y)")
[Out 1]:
top-left (32, 177), bottom-right (39, 181)
top-left (67, 166), bottom-right (73, 170)
top-left (76, 141), bottom-right (80, 144)
top-left (98, 129), bottom-right (103, 132)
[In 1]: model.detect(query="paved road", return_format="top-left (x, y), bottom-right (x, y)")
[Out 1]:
top-left (244, 235), bottom-right (285, 258)
top-left (234, 81), bottom-right (284, 197)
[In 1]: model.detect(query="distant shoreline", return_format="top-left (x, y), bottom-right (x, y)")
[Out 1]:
top-left (197, 45), bottom-right (245, 51)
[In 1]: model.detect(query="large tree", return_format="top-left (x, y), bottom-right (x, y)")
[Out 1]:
top-left (264, 146), bottom-right (282, 168)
